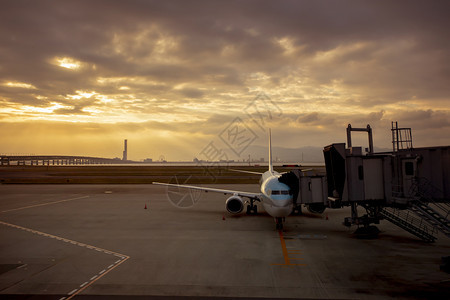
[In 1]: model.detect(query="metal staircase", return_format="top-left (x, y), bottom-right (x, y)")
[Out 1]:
top-left (383, 177), bottom-right (450, 241)
top-left (409, 177), bottom-right (450, 237)
top-left (410, 202), bottom-right (450, 237)
top-left (367, 206), bottom-right (437, 242)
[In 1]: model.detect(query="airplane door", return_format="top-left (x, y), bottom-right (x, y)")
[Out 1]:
top-left (402, 159), bottom-right (416, 198)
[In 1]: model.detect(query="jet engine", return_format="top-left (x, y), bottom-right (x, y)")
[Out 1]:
top-left (225, 195), bottom-right (244, 214)
top-left (307, 203), bottom-right (326, 214)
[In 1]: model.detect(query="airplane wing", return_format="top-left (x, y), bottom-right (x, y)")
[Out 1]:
top-left (229, 168), bottom-right (313, 175)
top-left (152, 182), bottom-right (261, 200)
top-left (228, 169), bottom-right (264, 175)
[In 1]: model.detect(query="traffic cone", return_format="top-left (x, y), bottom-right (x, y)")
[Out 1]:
top-left (144, 204), bottom-right (147, 209)
top-left (222, 215), bottom-right (225, 220)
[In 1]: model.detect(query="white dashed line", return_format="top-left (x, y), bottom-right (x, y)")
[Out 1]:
top-left (68, 289), bottom-right (78, 295)
top-left (0, 195), bottom-right (90, 213)
top-left (0, 215), bottom-right (130, 300)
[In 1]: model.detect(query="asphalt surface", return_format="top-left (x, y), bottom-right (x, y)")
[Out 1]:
top-left (0, 184), bottom-right (449, 299)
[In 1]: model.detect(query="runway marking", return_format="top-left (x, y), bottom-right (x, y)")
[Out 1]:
top-left (0, 195), bottom-right (90, 213)
top-left (271, 230), bottom-right (306, 267)
top-left (0, 220), bottom-right (130, 300)
top-left (68, 289), bottom-right (78, 295)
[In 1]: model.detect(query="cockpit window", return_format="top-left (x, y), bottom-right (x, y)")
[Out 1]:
top-left (271, 190), bottom-right (289, 195)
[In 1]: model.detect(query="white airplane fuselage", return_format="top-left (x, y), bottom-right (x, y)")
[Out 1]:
top-left (152, 129), bottom-right (297, 229)
top-left (259, 170), bottom-right (293, 218)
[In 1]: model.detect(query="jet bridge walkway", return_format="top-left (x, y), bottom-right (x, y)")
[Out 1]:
top-left (323, 123), bottom-right (450, 242)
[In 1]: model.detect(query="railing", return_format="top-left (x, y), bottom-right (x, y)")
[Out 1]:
top-left (411, 177), bottom-right (450, 220)
top-left (383, 207), bottom-right (438, 237)
top-left (0, 155), bottom-right (123, 166)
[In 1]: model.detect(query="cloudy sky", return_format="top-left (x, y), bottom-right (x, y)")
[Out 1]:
top-left (1, 0), bottom-right (449, 161)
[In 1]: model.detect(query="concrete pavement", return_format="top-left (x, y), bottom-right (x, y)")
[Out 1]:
top-left (0, 184), bottom-right (449, 299)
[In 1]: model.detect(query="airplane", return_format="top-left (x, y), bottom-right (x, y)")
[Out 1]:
top-left (153, 130), bottom-right (303, 230)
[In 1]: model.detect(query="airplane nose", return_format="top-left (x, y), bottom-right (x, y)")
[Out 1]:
top-left (272, 197), bottom-right (292, 207)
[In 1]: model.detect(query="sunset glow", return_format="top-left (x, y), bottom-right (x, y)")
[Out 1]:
top-left (0, 1), bottom-right (449, 161)
top-left (54, 57), bottom-right (82, 70)
top-left (4, 81), bottom-right (36, 89)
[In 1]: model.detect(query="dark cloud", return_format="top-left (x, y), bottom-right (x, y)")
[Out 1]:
top-left (178, 88), bottom-right (204, 99)
top-left (395, 109), bottom-right (450, 130)
top-left (297, 112), bottom-right (319, 124)
top-left (53, 106), bottom-right (90, 115)
top-left (0, 0), bottom-right (449, 158)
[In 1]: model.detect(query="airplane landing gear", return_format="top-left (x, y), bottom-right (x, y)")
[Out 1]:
top-left (275, 217), bottom-right (284, 230)
top-left (291, 205), bottom-right (302, 216)
top-left (246, 205), bottom-right (257, 215)
top-left (246, 199), bottom-right (258, 215)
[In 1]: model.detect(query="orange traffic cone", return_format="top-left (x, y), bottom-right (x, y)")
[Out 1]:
top-left (144, 204), bottom-right (147, 209)
top-left (222, 215), bottom-right (225, 220)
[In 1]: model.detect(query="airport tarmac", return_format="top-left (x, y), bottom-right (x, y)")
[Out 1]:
top-left (0, 184), bottom-right (449, 299)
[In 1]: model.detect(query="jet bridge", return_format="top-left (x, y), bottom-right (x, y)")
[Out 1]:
top-left (278, 169), bottom-right (328, 215)
top-left (322, 123), bottom-right (450, 242)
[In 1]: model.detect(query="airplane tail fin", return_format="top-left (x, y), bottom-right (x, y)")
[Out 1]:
top-left (269, 129), bottom-right (274, 174)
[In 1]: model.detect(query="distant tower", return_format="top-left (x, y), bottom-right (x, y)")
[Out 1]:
top-left (122, 139), bottom-right (128, 161)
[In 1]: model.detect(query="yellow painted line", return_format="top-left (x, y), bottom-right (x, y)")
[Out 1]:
top-left (278, 230), bottom-right (289, 265)
top-left (1, 195), bottom-right (89, 213)
top-left (271, 230), bottom-right (306, 267)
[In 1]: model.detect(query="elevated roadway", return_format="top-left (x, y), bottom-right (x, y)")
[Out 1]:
top-left (0, 155), bottom-right (123, 166)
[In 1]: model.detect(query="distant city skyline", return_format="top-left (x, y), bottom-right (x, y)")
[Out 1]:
top-left (1, 1), bottom-right (449, 161)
